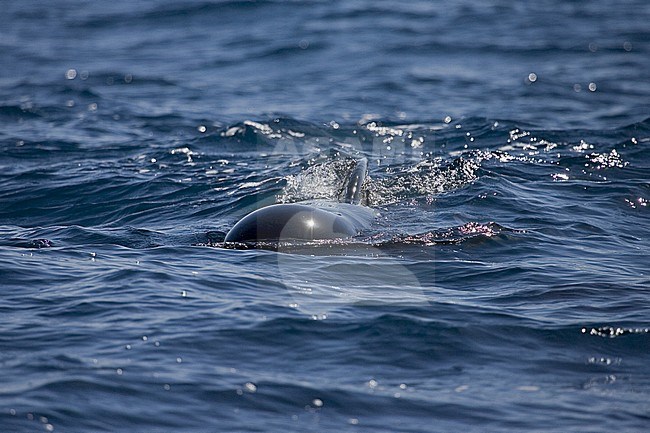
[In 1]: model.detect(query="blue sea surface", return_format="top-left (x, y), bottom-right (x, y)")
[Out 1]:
top-left (1, 1), bottom-right (649, 432)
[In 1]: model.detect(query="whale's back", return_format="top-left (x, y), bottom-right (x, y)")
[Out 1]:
top-left (224, 203), bottom-right (362, 243)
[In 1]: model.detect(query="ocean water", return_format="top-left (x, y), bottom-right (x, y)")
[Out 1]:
top-left (1, 1), bottom-right (649, 432)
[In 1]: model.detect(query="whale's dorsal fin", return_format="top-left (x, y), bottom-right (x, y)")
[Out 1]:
top-left (342, 158), bottom-right (367, 205)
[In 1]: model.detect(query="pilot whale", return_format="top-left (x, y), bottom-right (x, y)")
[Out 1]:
top-left (224, 158), bottom-right (375, 245)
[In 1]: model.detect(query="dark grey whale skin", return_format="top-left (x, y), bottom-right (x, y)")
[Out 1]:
top-left (224, 203), bottom-right (360, 242)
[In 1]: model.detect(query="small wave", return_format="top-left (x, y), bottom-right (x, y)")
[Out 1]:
top-left (582, 326), bottom-right (650, 338)
top-left (0, 104), bottom-right (42, 119)
top-left (383, 222), bottom-right (519, 246)
top-left (365, 153), bottom-right (485, 205)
